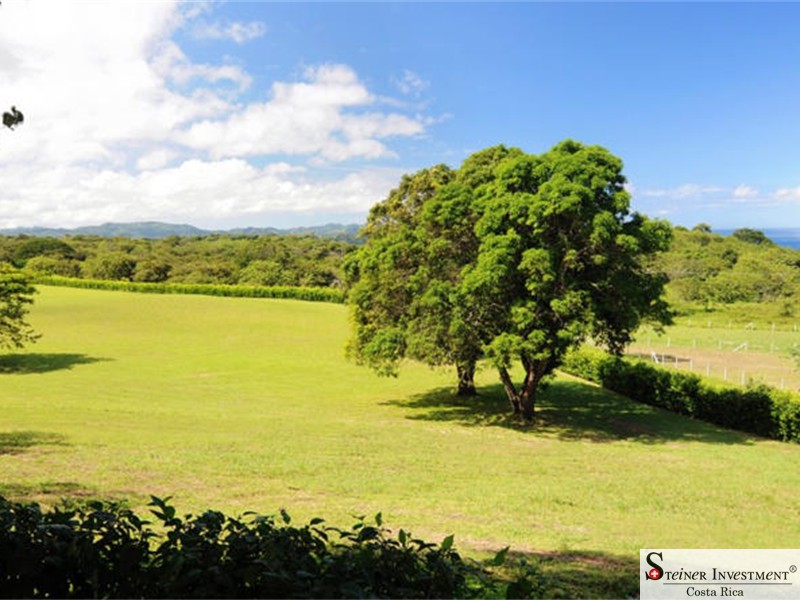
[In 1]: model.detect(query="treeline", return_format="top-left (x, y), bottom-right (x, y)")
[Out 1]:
top-left (0, 234), bottom-right (354, 289)
top-left (1, 224), bottom-right (799, 307)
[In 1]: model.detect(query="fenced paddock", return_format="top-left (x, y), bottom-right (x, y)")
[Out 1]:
top-left (629, 322), bottom-right (800, 390)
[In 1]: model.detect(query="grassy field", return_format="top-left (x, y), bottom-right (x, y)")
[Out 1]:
top-left (3, 287), bottom-right (800, 592)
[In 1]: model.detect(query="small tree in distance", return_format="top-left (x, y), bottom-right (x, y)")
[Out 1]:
top-left (0, 264), bottom-right (40, 351)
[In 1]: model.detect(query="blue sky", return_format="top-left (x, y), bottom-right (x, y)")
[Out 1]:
top-left (2, 2), bottom-right (800, 230)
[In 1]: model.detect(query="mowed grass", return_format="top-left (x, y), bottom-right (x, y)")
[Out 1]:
top-left (3, 286), bottom-right (800, 562)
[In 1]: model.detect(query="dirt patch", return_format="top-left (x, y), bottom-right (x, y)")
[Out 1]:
top-left (627, 344), bottom-right (800, 391)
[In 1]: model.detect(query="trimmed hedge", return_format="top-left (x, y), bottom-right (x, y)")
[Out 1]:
top-left (0, 495), bottom-right (539, 599)
top-left (561, 348), bottom-right (800, 443)
top-left (31, 275), bottom-right (344, 304)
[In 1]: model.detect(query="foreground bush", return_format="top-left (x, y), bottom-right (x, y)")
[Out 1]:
top-left (0, 495), bottom-right (540, 599)
top-left (562, 348), bottom-right (800, 443)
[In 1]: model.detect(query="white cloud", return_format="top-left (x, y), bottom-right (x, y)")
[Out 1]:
top-left (191, 20), bottom-right (267, 44)
top-left (623, 182), bottom-right (636, 195)
top-left (633, 182), bottom-right (800, 215)
top-left (152, 41), bottom-right (251, 92)
top-left (0, 2), bottom-right (430, 228)
top-left (136, 149), bottom-right (180, 171)
top-left (639, 184), bottom-right (725, 198)
top-left (0, 159), bottom-right (402, 229)
top-left (0, 2), bottom-right (234, 169)
top-left (774, 187), bottom-right (800, 201)
top-left (179, 64), bottom-right (425, 161)
top-left (733, 184), bottom-right (759, 199)
top-left (393, 69), bottom-right (429, 97)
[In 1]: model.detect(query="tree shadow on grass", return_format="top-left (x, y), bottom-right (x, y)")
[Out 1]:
top-left (0, 481), bottom-right (139, 509)
top-left (0, 481), bottom-right (88, 499)
top-left (0, 431), bottom-right (69, 455)
top-left (384, 376), bottom-right (756, 445)
top-left (0, 353), bottom-right (110, 374)
top-left (0, 433), bottom-right (136, 506)
top-left (516, 549), bottom-right (639, 600)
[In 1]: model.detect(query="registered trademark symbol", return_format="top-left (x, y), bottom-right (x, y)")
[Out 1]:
top-left (791, 565), bottom-right (797, 574)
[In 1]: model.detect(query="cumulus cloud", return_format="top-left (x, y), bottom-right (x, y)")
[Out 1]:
top-left (180, 64), bottom-right (425, 161)
top-left (0, 2), bottom-right (233, 168)
top-left (0, 2), bottom-right (430, 227)
top-left (152, 41), bottom-right (252, 92)
top-left (0, 159), bottom-right (403, 229)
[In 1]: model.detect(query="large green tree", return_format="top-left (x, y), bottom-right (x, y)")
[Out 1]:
top-left (462, 140), bottom-right (672, 420)
top-left (346, 147), bottom-right (523, 395)
top-left (348, 140), bottom-right (672, 420)
top-left (345, 164), bottom-right (480, 391)
top-left (0, 263), bottom-right (40, 351)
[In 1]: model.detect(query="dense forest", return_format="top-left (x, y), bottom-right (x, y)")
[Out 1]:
top-left (0, 234), bottom-right (354, 289)
top-left (0, 224), bottom-right (799, 309)
top-left (663, 225), bottom-right (800, 311)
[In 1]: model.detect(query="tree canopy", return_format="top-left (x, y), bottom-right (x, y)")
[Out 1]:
top-left (347, 140), bottom-right (673, 420)
top-left (0, 264), bottom-right (40, 351)
top-left (345, 148), bottom-right (522, 395)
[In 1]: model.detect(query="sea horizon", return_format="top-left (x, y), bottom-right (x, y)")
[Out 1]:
top-left (716, 227), bottom-right (800, 250)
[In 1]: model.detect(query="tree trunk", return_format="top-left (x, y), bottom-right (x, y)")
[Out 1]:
top-left (519, 361), bottom-right (548, 422)
top-left (455, 361), bottom-right (477, 396)
top-left (520, 376), bottom-right (538, 422)
top-left (498, 364), bottom-right (541, 422)
top-left (497, 366), bottom-right (521, 415)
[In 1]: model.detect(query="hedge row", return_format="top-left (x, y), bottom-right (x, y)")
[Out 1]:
top-left (0, 495), bottom-right (539, 599)
top-left (561, 348), bottom-right (800, 443)
top-left (32, 275), bottom-right (344, 304)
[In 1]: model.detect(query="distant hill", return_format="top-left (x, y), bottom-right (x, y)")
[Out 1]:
top-left (0, 221), bottom-right (363, 242)
top-left (715, 228), bottom-right (800, 250)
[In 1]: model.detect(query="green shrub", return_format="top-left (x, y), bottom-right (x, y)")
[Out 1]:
top-left (0, 495), bottom-right (534, 599)
top-left (30, 276), bottom-right (344, 304)
top-left (562, 349), bottom-right (800, 443)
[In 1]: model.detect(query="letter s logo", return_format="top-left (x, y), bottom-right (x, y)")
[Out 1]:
top-left (645, 551), bottom-right (663, 580)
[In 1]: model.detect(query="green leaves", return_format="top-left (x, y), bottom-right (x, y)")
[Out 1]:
top-left (2, 494), bottom-right (545, 598)
top-left (350, 139), bottom-right (672, 420)
top-left (0, 263), bottom-right (40, 351)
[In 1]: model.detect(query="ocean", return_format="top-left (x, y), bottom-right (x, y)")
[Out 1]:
top-left (716, 228), bottom-right (800, 250)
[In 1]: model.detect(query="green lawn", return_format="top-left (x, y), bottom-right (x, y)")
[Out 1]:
top-left (3, 287), bottom-right (800, 566)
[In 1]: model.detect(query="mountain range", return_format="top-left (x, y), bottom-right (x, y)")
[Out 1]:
top-left (3, 222), bottom-right (800, 250)
top-left (0, 221), bottom-right (363, 242)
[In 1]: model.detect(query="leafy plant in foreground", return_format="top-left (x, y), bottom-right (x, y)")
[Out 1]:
top-left (0, 495), bottom-right (539, 598)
